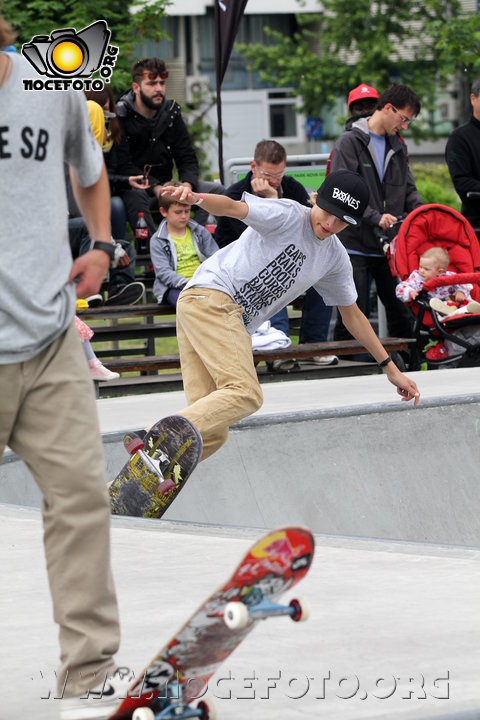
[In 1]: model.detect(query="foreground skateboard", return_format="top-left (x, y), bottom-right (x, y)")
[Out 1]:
top-left (109, 415), bottom-right (202, 518)
top-left (108, 526), bottom-right (314, 720)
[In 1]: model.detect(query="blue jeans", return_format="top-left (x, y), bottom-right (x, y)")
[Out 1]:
top-left (299, 287), bottom-right (332, 343)
top-left (111, 196), bottom-right (127, 241)
top-left (270, 307), bottom-right (290, 336)
top-left (163, 287), bottom-right (183, 307)
top-left (68, 217), bottom-right (136, 295)
top-left (269, 288), bottom-right (332, 342)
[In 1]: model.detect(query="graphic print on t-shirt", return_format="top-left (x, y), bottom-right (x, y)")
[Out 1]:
top-left (170, 227), bottom-right (200, 280)
top-left (233, 243), bottom-right (306, 326)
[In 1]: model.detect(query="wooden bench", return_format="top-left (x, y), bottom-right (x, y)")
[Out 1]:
top-left (78, 301), bottom-right (304, 358)
top-left (78, 303), bottom-right (175, 357)
top-left (96, 336), bottom-right (415, 397)
top-left (77, 302), bottom-right (173, 321)
top-left (102, 337), bottom-right (414, 374)
top-left (78, 301), bottom-right (415, 396)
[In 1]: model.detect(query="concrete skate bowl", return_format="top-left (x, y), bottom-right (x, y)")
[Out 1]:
top-left (1, 395), bottom-right (480, 547)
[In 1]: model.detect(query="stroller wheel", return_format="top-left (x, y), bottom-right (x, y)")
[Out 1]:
top-left (390, 350), bottom-right (407, 372)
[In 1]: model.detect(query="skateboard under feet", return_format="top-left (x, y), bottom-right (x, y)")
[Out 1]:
top-left (109, 415), bottom-right (202, 519)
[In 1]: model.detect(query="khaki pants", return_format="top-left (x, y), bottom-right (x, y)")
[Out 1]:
top-left (176, 288), bottom-right (263, 460)
top-left (0, 322), bottom-right (120, 696)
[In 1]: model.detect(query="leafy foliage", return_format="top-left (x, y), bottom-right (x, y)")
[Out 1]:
top-left (411, 163), bottom-right (460, 209)
top-left (428, 13), bottom-right (480, 123)
top-left (181, 90), bottom-right (218, 179)
top-left (237, 0), bottom-right (467, 134)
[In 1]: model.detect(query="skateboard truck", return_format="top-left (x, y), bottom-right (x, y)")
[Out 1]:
top-left (125, 437), bottom-right (176, 496)
top-left (131, 686), bottom-right (216, 720)
top-left (223, 595), bottom-right (310, 629)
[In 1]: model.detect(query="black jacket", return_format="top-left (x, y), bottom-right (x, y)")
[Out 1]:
top-left (215, 171), bottom-right (311, 248)
top-left (115, 90), bottom-right (199, 189)
top-left (329, 117), bottom-right (422, 254)
top-left (445, 115), bottom-right (480, 229)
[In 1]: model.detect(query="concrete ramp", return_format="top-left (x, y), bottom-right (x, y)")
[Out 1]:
top-left (1, 369), bottom-right (480, 546)
top-left (163, 398), bottom-right (480, 546)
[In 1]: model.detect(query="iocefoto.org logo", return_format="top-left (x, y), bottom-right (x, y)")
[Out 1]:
top-left (21, 20), bottom-right (118, 91)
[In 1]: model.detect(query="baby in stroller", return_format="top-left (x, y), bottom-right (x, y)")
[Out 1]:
top-left (389, 203), bottom-right (480, 367)
top-left (396, 247), bottom-right (480, 316)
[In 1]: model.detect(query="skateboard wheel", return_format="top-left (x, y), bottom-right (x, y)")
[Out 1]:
top-left (197, 696), bottom-right (217, 719)
top-left (132, 708), bottom-right (155, 720)
top-left (224, 601), bottom-right (249, 629)
top-left (289, 596), bottom-right (311, 622)
top-left (126, 437), bottom-right (144, 455)
top-left (158, 478), bottom-right (176, 496)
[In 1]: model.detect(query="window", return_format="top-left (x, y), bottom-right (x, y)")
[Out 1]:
top-left (197, 11), bottom-right (297, 91)
top-left (268, 92), bottom-right (298, 138)
top-left (133, 16), bottom-right (178, 59)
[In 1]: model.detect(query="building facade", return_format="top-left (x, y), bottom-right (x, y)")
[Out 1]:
top-left (136, 0), bottom-right (479, 179)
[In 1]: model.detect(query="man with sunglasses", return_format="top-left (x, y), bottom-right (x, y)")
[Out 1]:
top-left (215, 139), bottom-right (338, 369)
top-left (114, 57), bottom-right (201, 241)
top-left (329, 83), bottom-right (423, 350)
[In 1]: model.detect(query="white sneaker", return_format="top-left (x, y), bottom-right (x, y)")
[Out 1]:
top-left (88, 360), bottom-right (120, 382)
top-left (84, 294), bottom-right (103, 308)
top-left (104, 282), bottom-right (145, 306)
top-left (465, 300), bottom-right (480, 314)
top-left (59, 667), bottom-right (135, 720)
top-left (267, 359), bottom-right (296, 372)
top-left (429, 298), bottom-right (457, 316)
top-left (297, 355), bottom-right (339, 366)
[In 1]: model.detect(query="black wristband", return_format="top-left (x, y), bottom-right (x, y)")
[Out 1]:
top-left (92, 241), bottom-right (115, 261)
top-left (378, 355), bottom-right (392, 368)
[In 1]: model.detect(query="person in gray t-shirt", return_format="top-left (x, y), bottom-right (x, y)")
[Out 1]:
top-left (159, 170), bottom-right (420, 462)
top-left (0, 18), bottom-right (133, 718)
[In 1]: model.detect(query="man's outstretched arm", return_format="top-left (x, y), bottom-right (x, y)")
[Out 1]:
top-left (161, 185), bottom-right (249, 220)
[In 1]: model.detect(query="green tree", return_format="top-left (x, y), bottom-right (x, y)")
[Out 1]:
top-left (1, 1), bottom-right (217, 173)
top-left (429, 13), bottom-right (480, 122)
top-left (238, 0), bottom-right (462, 135)
top-left (0, 0), bottom-right (171, 93)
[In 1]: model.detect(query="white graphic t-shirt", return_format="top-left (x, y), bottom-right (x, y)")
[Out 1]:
top-left (185, 193), bottom-right (357, 333)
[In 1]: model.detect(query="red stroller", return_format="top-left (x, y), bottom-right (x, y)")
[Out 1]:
top-left (388, 203), bottom-right (480, 369)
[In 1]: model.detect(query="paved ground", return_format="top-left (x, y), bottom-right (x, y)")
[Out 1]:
top-left (1, 506), bottom-right (479, 720)
top-left (1, 368), bottom-right (480, 719)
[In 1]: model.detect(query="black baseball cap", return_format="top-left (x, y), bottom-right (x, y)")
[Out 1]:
top-left (315, 170), bottom-right (369, 226)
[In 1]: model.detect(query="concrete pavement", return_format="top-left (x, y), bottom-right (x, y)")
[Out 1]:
top-left (1, 367), bottom-right (480, 719)
top-left (1, 505), bottom-right (479, 720)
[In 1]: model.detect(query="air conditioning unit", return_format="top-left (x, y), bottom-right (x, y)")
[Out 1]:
top-left (185, 75), bottom-right (211, 103)
top-left (165, 58), bottom-right (187, 104)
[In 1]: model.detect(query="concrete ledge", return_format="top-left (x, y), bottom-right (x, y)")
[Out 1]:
top-left (2, 368), bottom-right (480, 547)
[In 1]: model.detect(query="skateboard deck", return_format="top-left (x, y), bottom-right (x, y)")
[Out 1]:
top-left (108, 526), bottom-right (314, 720)
top-left (109, 415), bottom-right (202, 519)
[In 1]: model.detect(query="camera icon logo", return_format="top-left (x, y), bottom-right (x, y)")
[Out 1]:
top-left (22, 20), bottom-right (110, 79)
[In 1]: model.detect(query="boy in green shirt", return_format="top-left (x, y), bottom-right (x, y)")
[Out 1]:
top-left (150, 182), bottom-right (219, 305)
